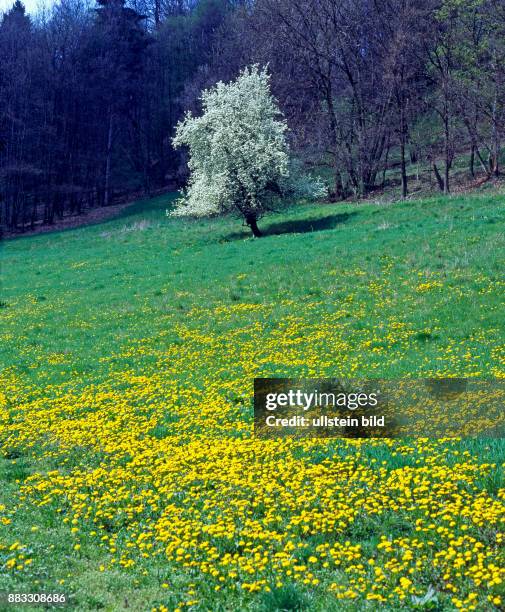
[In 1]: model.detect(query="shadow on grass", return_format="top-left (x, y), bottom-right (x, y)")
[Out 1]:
top-left (225, 211), bottom-right (357, 240)
top-left (115, 192), bottom-right (179, 220)
top-left (266, 211), bottom-right (357, 235)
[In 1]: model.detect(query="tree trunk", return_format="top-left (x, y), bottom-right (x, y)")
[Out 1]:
top-left (324, 83), bottom-right (344, 201)
top-left (470, 145), bottom-right (475, 178)
top-left (104, 109), bottom-right (113, 207)
top-left (491, 135), bottom-right (500, 177)
top-left (432, 161), bottom-right (445, 192)
top-left (333, 167), bottom-right (343, 201)
top-left (444, 114), bottom-right (450, 194)
top-left (475, 146), bottom-right (490, 176)
top-left (400, 139), bottom-right (408, 198)
top-left (399, 101), bottom-right (408, 198)
top-left (245, 213), bottom-right (262, 237)
top-left (491, 82), bottom-right (500, 177)
top-left (381, 137), bottom-right (390, 189)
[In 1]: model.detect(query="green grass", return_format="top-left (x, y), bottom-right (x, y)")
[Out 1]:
top-left (2, 190), bottom-right (503, 381)
top-left (0, 189), bottom-right (504, 610)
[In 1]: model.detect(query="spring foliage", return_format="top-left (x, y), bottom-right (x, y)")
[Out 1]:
top-left (172, 66), bottom-right (325, 230)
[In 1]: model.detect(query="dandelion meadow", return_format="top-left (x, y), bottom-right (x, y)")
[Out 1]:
top-left (1, 191), bottom-right (504, 610)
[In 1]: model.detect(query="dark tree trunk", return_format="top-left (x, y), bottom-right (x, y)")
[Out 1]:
top-left (245, 213), bottom-right (262, 237)
top-left (382, 138), bottom-right (390, 188)
top-left (400, 139), bottom-right (408, 198)
top-left (104, 109), bottom-right (113, 207)
top-left (443, 109), bottom-right (451, 193)
top-left (475, 146), bottom-right (490, 176)
top-left (331, 168), bottom-right (343, 201)
top-left (432, 161), bottom-right (445, 192)
top-left (399, 101), bottom-right (408, 198)
top-left (491, 89), bottom-right (500, 177)
top-left (444, 159), bottom-right (450, 194)
top-left (324, 83), bottom-right (345, 201)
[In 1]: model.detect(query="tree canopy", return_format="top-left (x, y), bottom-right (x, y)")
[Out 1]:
top-left (172, 66), bottom-right (325, 236)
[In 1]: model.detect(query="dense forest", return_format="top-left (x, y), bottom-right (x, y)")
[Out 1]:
top-left (0, 0), bottom-right (504, 234)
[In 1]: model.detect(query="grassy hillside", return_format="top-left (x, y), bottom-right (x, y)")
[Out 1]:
top-left (0, 191), bottom-right (504, 610)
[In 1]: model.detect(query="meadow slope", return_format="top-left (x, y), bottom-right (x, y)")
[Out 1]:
top-left (0, 192), bottom-right (504, 611)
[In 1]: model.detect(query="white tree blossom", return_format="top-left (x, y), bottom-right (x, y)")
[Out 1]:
top-left (172, 65), bottom-right (325, 236)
